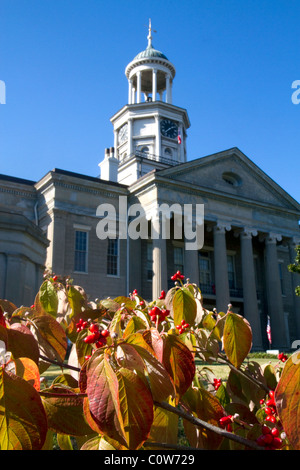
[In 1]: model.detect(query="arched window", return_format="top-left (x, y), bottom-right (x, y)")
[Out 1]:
top-left (141, 146), bottom-right (149, 154)
top-left (164, 147), bottom-right (173, 157)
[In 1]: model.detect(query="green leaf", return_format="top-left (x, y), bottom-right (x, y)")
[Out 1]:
top-left (275, 352), bottom-right (300, 450)
top-left (172, 287), bottom-right (197, 328)
top-left (0, 369), bottom-right (47, 450)
top-left (123, 316), bottom-right (148, 338)
top-left (39, 280), bottom-right (58, 318)
top-left (223, 312), bottom-right (252, 369)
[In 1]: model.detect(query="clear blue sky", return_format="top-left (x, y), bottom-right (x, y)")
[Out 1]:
top-left (1, 0), bottom-right (300, 204)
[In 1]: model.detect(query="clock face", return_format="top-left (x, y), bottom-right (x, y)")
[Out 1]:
top-left (160, 119), bottom-right (178, 139)
top-left (118, 123), bottom-right (128, 144)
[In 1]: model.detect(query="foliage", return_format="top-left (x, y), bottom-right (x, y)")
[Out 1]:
top-left (288, 244), bottom-right (300, 296)
top-left (0, 271), bottom-right (298, 450)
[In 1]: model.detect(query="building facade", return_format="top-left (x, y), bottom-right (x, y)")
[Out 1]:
top-left (1, 24), bottom-right (300, 350)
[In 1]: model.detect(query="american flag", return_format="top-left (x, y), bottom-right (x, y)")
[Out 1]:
top-left (266, 316), bottom-right (272, 345)
top-left (177, 130), bottom-right (182, 144)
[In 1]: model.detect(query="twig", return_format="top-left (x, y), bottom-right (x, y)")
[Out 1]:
top-left (39, 354), bottom-right (81, 373)
top-left (154, 401), bottom-right (264, 451)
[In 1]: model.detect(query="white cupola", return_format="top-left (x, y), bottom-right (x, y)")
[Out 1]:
top-left (99, 20), bottom-right (190, 185)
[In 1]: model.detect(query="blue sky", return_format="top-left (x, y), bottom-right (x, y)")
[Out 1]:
top-left (1, 0), bottom-right (300, 204)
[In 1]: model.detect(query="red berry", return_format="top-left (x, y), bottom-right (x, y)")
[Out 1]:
top-left (262, 433), bottom-right (273, 445)
top-left (271, 437), bottom-right (282, 449)
top-left (265, 407), bottom-right (273, 416)
top-left (271, 427), bottom-right (279, 437)
top-left (262, 425), bottom-right (271, 435)
top-left (159, 290), bottom-right (166, 299)
top-left (89, 323), bottom-right (99, 333)
top-left (52, 275), bottom-right (58, 281)
top-left (101, 329), bottom-right (110, 338)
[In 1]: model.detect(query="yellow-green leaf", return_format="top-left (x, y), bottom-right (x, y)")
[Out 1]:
top-left (223, 312), bottom-right (252, 369)
top-left (275, 352), bottom-right (300, 450)
top-left (0, 369), bottom-right (47, 450)
top-left (172, 287), bottom-right (197, 327)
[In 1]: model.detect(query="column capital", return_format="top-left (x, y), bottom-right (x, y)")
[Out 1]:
top-left (262, 232), bottom-right (282, 244)
top-left (234, 227), bottom-right (258, 239)
top-left (213, 221), bottom-right (231, 234)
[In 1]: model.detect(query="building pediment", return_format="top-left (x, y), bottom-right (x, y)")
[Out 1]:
top-left (156, 147), bottom-right (300, 213)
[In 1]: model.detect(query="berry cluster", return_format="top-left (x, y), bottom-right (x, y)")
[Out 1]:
top-left (132, 289), bottom-right (138, 296)
top-left (149, 306), bottom-right (169, 324)
top-left (219, 415), bottom-right (233, 432)
top-left (278, 352), bottom-right (288, 362)
top-left (213, 378), bottom-right (222, 391)
top-left (256, 390), bottom-right (284, 449)
top-left (256, 425), bottom-right (283, 449)
top-left (76, 319), bottom-right (110, 348)
top-left (176, 319), bottom-right (190, 334)
top-left (84, 323), bottom-right (110, 348)
top-left (171, 270), bottom-right (185, 281)
top-left (76, 318), bottom-right (89, 332)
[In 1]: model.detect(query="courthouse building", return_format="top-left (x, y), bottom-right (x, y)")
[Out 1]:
top-left (1, 25), bottom-right (300, 350)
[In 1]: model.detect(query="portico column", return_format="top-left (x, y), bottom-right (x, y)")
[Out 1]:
top-left (151, 211), bottom-right (168, 300)
top-left (240, 228), bottom-right (263, 349)
top-left (152, 69), bottom-right (157, 102)
top-left (264, 233), bottom-right (287, 348)
top-left (213, 223), bottom-right (231, 312)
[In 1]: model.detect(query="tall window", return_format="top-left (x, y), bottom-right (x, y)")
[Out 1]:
top-left (227, 255), bottom-right (236, 289)
top-left (199, 252), bottom-right (211, 286)
top-left (174, 246), bottom-right (184, 273)
top-left (107, 238), bottom-right (119, 276)
top-left (147, 242), bottom-right (153, 281)
top-left (74, 231), bottom-right (88, 273)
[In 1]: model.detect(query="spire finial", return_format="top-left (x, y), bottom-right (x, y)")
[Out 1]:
top-left (147, 18), bottom-right (156, 48)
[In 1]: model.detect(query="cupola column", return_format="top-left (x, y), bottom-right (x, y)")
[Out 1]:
top-left (152, 69), bottom-right (157, 102)
top-left (137, 71), bottom-right (142, 104)
top-left (128, 78), bottom-right (133, 105)
top-left (166, 74), bottom-right (172, 104)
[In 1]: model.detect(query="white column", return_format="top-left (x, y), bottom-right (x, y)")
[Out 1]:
top-left (128, 79), bottom-right (133, 104)
top-left (132, 87), bottom-right (136, 104)
top-left (240, 228), bottom-right (263, 349)
top-left (151, 211), bottom-right (168, 300)
top-left (213, 223), bottom-right (231, 312)
top-left (264, 233), bottom-right (287, 348)
top-left (152, 69), bottom-right (157, 102)
top-left (166, 74), bottom-right (171, 103)
top-left (137, 71), bottom-right (142, 104)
